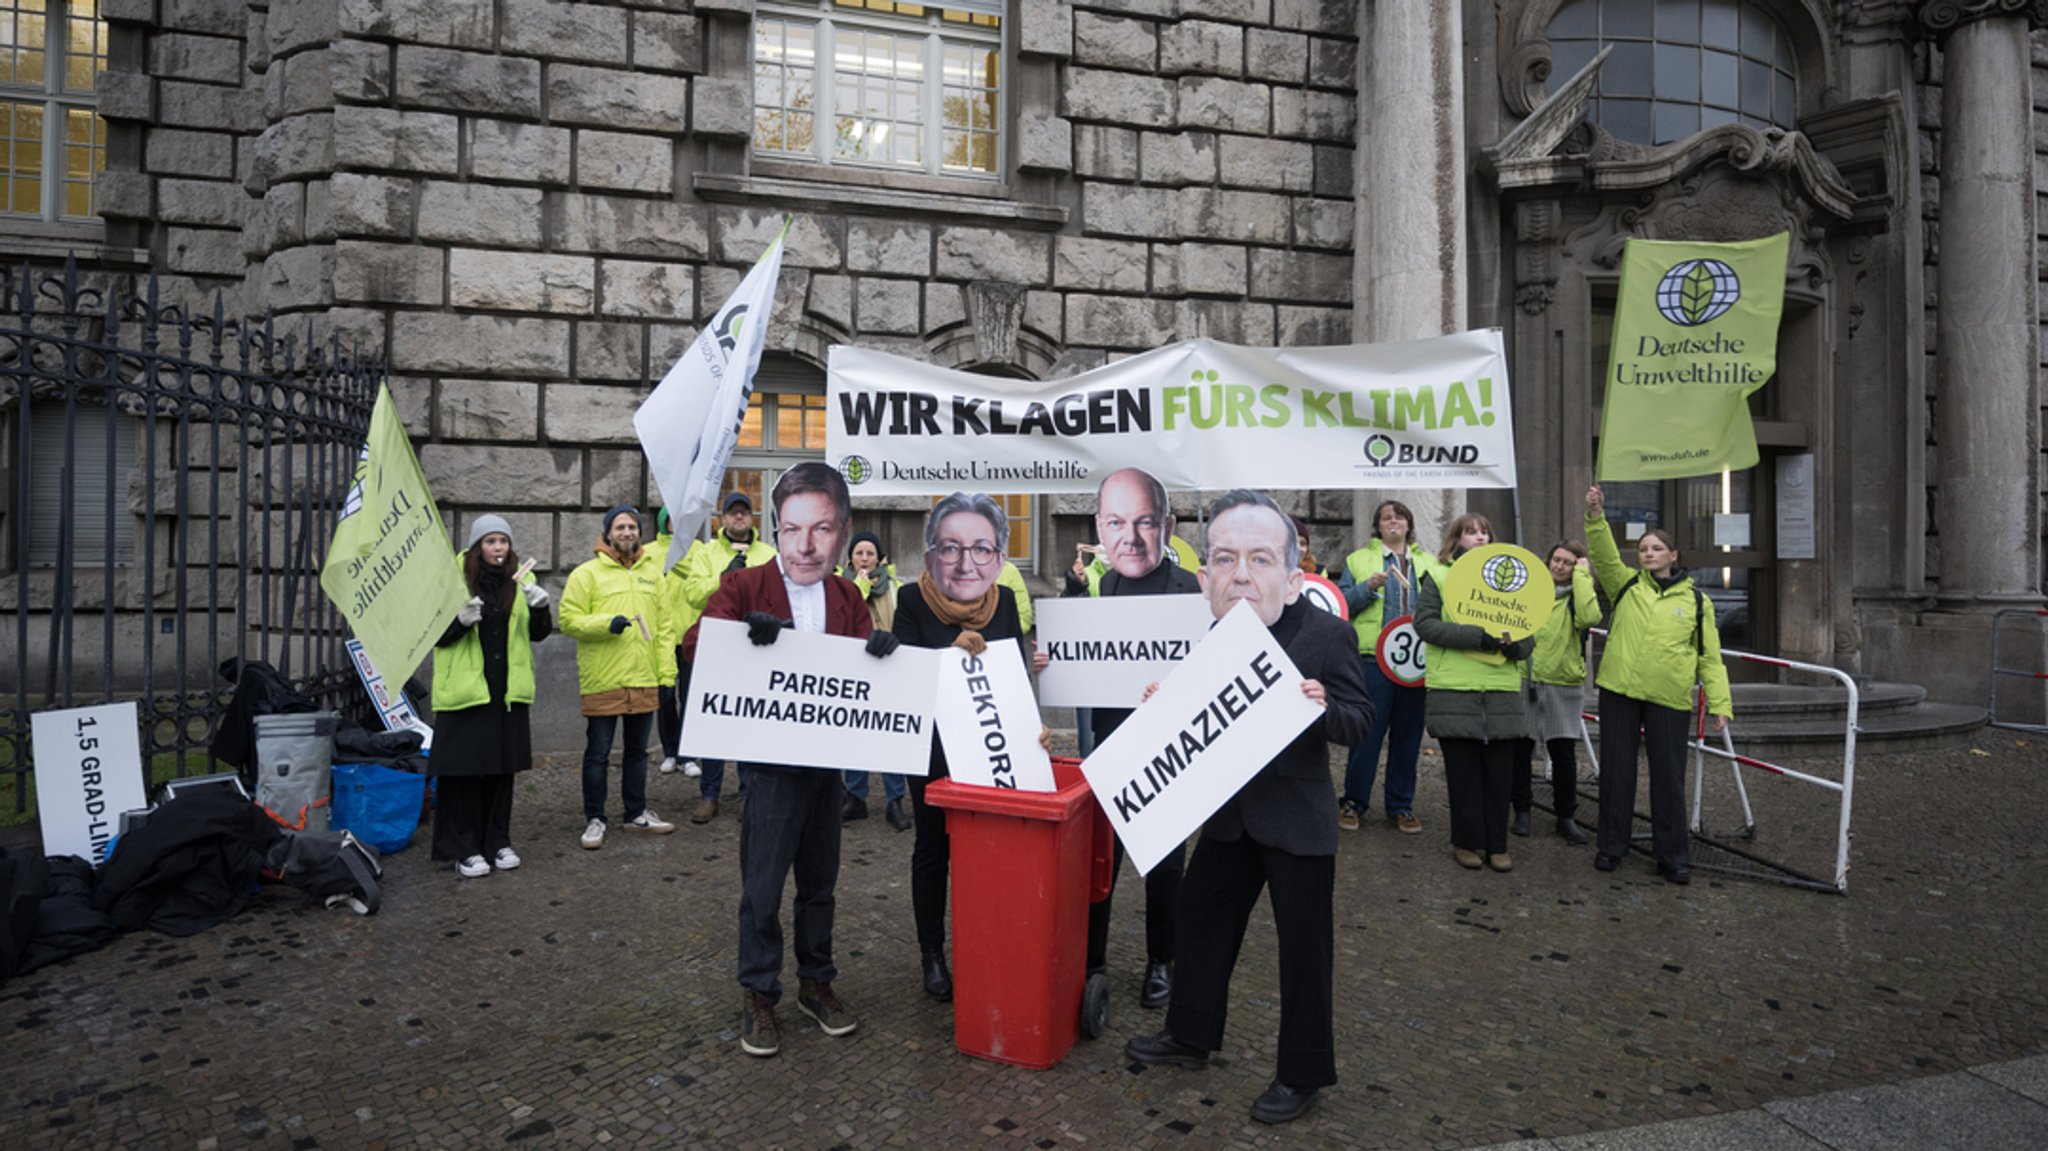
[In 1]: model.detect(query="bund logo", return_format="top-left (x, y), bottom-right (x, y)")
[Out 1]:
top-left (1654, 258), bottom-right (1741, 327)
top-left (1481, 553), bottom-right (1529, 594)
top-left (838, 455), bottom-right (874, 486)
top-left (1362, 434), bottom-right (1396, 467)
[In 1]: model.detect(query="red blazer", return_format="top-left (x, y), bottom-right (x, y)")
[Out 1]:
top-left (681, 557), bottom-right (873, 664)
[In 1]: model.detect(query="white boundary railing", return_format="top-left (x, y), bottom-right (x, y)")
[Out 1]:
top-left (1987, 607), bottom-right (2048, 735)
top-left (1576, 629), bottom-right (1859, 894)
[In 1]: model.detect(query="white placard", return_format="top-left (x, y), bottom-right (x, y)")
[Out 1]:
top-left (1034, 594), bottom-right (1217, 707)
top-left (1079, 603), bottom-right (1323, 874)
top-left (30, 701), bottom-right (148, 866)
top-left (1776, 452), bottom-right (1816, 560)
top-left (681, 617), bottom-right (940, 774)
top-left (346, 639), bottom-right (433, 750)
top-left (1713, 513), bottom-right (1751, 549)
top-left (935, 639), bottom-right (1054, 792)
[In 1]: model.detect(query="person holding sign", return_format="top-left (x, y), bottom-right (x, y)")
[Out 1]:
top-left (1583, 486), bottom-right (1733, 885)
top-left (1334, 500), bottom-right (1440, 834)
top-left (428, 516), bottom-right (552, 878)
top-left (1512, 541), bottom-right (1599, 845)
top-left (1413, 515), bottom-right (1534, 873)
top-left (1039, 466), bottom-right (1196, 1011)
top-left (560, 505), bottom-right (676, 850)
top-left (1124, 489), bottom-right (1371, 1126)
top-left (679, 492), bottom-right (777, 823)
top-left (683, 462), bottom-right (896, 1058)
top-left (839, 530), bottom-right (909, 829)
top-left (895, 493), bottom-right (1032, 1002)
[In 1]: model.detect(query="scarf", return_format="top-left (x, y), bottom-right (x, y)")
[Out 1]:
top-left (918, 569), bottom-right (999, 655)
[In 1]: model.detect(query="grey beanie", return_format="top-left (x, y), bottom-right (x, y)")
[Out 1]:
top-left (466, 514), bottom-right (513, 551)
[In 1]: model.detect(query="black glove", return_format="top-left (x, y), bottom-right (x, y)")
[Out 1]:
top-left (865, 630), bottom-right (899, 659)
top-left (608, 615), bottom-right (631, 635)
top-left (1478, 632), bottom-right (1504, 653)
top-left (744, 611), bottom-right (789, 646)
top-left (726, 553), bottom-right (748, 573)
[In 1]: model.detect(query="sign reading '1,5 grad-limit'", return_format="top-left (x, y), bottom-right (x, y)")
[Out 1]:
top-left (31, 701), bottom-right (148, 866)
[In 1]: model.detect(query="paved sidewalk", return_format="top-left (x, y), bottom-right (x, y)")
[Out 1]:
top-left (2, 728), bottom-right (2044, 1149)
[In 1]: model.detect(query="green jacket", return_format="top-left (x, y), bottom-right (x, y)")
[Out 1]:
top-left (1339, 539), bottom-right (1442, 653)
top-left (431, 556), bottom-right (542, 711)
top-left (681, 530), bottom-right (776, 612)
top-left (997, 561), bottom-right (1034, 632)
top-left (1413, 569), bottom-right (1532, 741)
top-left (560, 543), bottom-right (668, 695)
top-left (1585, 514), bottom-right (1734, 716)
top-left (1529, 565), bottom-right (1601, 687)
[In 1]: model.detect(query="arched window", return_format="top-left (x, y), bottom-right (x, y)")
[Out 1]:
top-left (1548, 0), bottom-right (1798, 146)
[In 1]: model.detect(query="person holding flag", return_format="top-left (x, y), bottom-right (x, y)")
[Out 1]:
top-left (559, 505), bottom-right (676, 850)
top-left (1583, 485), bottom-right (1734, 884)
top-left (428, 515), bottom-right (552, 878)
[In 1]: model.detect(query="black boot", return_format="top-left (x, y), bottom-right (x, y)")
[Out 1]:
top-left (921, 948), bottom-right (953, 1002)
top-left (1557, 817), bottom-right (1589, 845)
top-left (1140, 960), bottom-right (1171, 1010)
top-left (841, 795), bottom-right (868, 822)
top-left (1511, 807), bottom-right (1532, 837)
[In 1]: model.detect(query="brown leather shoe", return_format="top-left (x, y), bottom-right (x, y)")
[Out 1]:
top-left (1393, 812), bottom-right (1422, 834)
top-left (690, 798), bottom-right (718, 825)
top-left (1454, 848), bottom-right (1483, 869)
top-left (1487, 851), bottom-right (1514, 873)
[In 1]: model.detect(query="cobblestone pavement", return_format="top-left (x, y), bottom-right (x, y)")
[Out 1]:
top-left (3, 728), bottom-right (2044, 1150)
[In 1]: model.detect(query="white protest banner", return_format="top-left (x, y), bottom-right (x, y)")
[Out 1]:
top-left (935, 639), bottom-right (1054, 792)
top-left (681, 617), bottom-right (939, 774)
top-left (1033, 594), bottom-right (1217, 708)
top-left (30, 701), bottom-right (147, 866)
top-left (1079, 603), bottom-right (1323, 874)
top-left (827, 330), bottom-right (1515, 495)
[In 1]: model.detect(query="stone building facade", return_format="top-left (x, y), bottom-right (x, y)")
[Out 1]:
top-left (3, 0), bottom-right (2045, 745)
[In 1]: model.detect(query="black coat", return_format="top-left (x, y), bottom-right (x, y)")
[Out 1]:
top-left (1062, 557), bottom-right (1201, 744)
top-left (894, 583), bottom-right (1026, 780)
top-left (93, 790), bottom-right (283, 937)
top-left (1199, 599), bottom-right (1374, 858)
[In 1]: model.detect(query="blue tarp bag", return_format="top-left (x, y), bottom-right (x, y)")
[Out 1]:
top-left (329, 763), bottom-right (425, 854)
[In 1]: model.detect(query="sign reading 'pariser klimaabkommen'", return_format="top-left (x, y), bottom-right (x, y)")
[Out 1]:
top-left (827, 331), bottom-right (1517, 495)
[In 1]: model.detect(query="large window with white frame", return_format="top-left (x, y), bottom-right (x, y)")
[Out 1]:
top-left (0, 0), bottom-right (106, 223)
top-left (754, 0), bottom-right (1003, 179)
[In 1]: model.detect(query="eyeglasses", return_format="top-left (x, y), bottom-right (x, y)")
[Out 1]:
top-left (933, 542), bottom-right (1001, 565)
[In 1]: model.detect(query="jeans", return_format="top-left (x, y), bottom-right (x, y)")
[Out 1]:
top-left (1341, 655), bottom-right (1425, 816)
top-left (843, 770), bottom-right (905, 805)
top-left (700, 760), bottom-right (744, 801)
top-left (582, 711), bottom-right (653, 823)
top-left (738, 765), bottom-right (842, 1001)
top-left (657, 653), bottom-right (688, 759)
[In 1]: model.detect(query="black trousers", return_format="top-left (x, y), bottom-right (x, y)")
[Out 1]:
top-left (657, 653), bottom-right (690, 759)
top-left (1166, 835), bottom-right (1335, 1089)
top-left (907, 774), bottom-right (950, 954)
top-left (1440, 738), bottom-right (1514, 855)
top-left (1595, 688), bottom-right (1692, 869)
top-left (1086, 836), bottom-right (1184, 970)
top-left (431, 774), bottom-right (514, 862)
top-left (1511, 737), bottom-right (1580, 821)
top-left (737, 766), bottom-right (842, 1002)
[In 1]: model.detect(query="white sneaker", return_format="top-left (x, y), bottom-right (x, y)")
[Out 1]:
top-left (580, 818), bottom-right (605, 850)
top-left (622, 809), bottom-right (675, 834)
top-left (493, 847), bottom-right (521, 871)
top-left (682, 759), bottom-right (703, 778)
top-left (457, 855), bottom-right (490, 878)
top-left (658, 757), bottom-right (678, 774)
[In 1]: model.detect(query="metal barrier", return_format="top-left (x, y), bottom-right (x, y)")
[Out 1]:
top-left (1987, 607), bottom-right (2048, 734)
top-left (1572, 629), bottom-right (1859, 895)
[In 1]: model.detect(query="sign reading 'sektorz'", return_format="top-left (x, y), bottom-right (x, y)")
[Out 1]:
top-left (827, 331), bottom-right (1518, 495)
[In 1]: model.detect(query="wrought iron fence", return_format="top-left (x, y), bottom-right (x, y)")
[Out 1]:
top-left (1, 258), bottom-right (381, 819)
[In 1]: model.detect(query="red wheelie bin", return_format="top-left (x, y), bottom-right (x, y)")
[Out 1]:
top-left (925, 756), bottom-right (1115, 1069)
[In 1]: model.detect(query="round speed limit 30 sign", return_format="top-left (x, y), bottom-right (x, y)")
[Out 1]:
top-left (1374, 615), bottom-right (1426, 687)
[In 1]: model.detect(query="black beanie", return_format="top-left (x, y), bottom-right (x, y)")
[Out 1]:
top-left (603, 504), bottom-right (640, 536)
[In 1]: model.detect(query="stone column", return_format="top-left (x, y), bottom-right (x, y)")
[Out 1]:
top-left (1924, 0), bottom-right (2042, 603)
top-left (1353, 1), bottom-right (1468, 545)
top-left (1915, 0), bottom-right (2047, 717)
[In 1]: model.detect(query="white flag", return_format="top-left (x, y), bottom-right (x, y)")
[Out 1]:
top-left (636, 224), bottom-right (788, 569)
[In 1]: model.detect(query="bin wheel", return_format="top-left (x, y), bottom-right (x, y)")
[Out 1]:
top-left (1080, 971), bottom-right (1110, 1039)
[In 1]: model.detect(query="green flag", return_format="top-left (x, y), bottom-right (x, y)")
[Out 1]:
top-left (1596, 233), bottom-right (1789, 480)
top-left (320, 384), bottom-right (468, 682)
